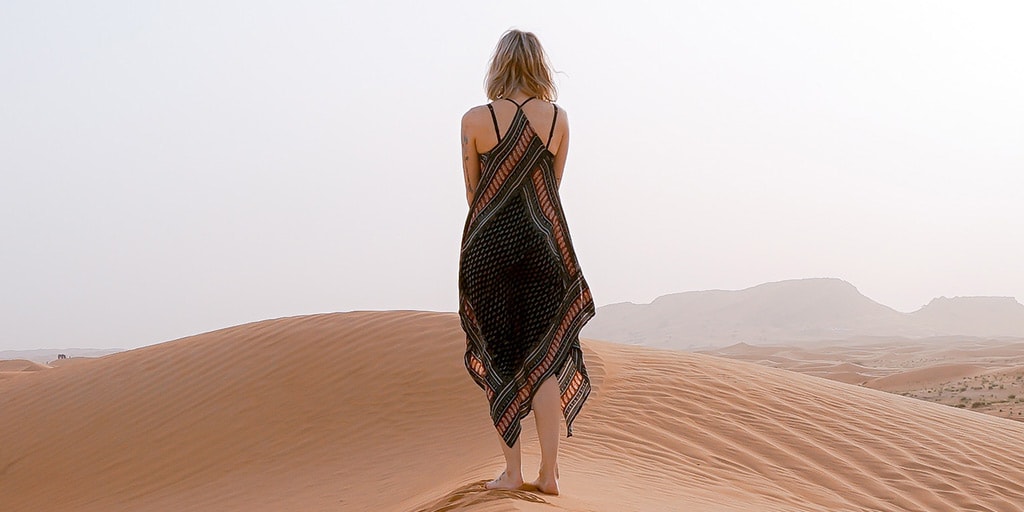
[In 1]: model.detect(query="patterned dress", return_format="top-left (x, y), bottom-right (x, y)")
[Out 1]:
top-left (458, 97), bottom-right (595, 448)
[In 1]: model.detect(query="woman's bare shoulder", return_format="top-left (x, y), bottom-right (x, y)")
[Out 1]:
top-left (462, 104), bottom-right (491, 121)
top-left (463, 104), bottom-right (495, 134)
top-left (552, 103), bottom-right (569, 124)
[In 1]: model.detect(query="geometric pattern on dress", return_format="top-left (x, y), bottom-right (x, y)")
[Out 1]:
top-left (459, 99), bottom-right (595, 448)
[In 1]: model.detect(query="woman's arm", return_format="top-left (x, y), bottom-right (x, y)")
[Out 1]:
top-left (551, 107), bottom-right (570, 188)
top-left (461, 108), bottom-right (483, 207)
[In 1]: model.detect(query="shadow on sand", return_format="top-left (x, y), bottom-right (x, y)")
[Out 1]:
top-left (413, 479), bottom-right (548, 512)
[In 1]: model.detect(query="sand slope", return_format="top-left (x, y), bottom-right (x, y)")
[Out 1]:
top-left (0, 359), bottom-right (50, 372)
top-left (0, 359), bottom-right (51, 382)
top-left (2, 311), bottom-right (1024, 511)
top-left (704, 339), bottom-right (1024, 423)
top-left (865, 364), bottom-right (989, 392)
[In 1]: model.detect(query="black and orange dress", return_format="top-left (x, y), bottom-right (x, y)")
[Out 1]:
top-left (458, 97), bottom-right (595, 448)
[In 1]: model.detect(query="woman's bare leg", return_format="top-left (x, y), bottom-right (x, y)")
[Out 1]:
top-left (486, 436), bottom-right (524, 490)
top-left (530, 376), bottom-right (561, 495)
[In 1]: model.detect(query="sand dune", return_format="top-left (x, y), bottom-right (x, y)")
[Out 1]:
top-left (704, 338), bottom-right (1024, 425)
top-left (3, 311), bottom-right (1024, 511)
top-left (0, 359), bottom-right (51, 382)
top-left (0, 357), bottom-right (91, 376)
top-left (46, 356), bottom-right (100, 368)
top-left (865, 364), bottom-right (989, 392)
top-left (0, 359), bottom-right (50, 372)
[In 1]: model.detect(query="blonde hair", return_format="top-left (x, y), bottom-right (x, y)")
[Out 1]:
top-left (485, 29), bottom-right (557, 102)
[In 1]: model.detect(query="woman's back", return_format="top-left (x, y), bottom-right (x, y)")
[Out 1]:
top-left (464, 96), bottom-right (570, 191)
top-left (477, 97), bottom-right (564, 156)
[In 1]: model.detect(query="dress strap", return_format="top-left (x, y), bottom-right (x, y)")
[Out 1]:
top-left (548, 104), bottom-right (559, 147)
top-left (486, 103), bottom-right (501, 140)
top-left (504, 96), bottom-right (536, 109)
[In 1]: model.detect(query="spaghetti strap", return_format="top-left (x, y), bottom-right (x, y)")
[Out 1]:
top-left (504, 97), bottom-right (536, 109)
top-left (486, 103), bottom-right (501, 140)
top-left (548, 104), bottom-right (559, 147)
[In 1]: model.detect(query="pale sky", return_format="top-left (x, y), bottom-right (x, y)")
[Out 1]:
top-left (2, 1), bottom-right (1022, 350)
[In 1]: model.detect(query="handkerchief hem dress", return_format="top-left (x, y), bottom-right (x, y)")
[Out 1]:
top-left (458, 97), bottom-right (595, 448)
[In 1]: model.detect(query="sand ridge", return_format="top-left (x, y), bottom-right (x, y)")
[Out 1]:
top-left (2, 311), bottom-right (1024, 511)
top-left (0, 359), bottom-right (52, 383)
top-left (0, 359), bottom-right (50, 372)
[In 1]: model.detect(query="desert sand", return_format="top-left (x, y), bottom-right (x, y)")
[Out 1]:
top-left (0, 359), bottom-right (51, 382)
top-left (3, 311), bottom-right (1024, 511)
top-left (703, 338), bottom-right (1024, 423)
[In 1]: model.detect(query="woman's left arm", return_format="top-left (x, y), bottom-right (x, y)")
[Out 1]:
top-left (461, 109), bottom-right (483, 207)
top-left (551, 108), bottom-right (570, 188)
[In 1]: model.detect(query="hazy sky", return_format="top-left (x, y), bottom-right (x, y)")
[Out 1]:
top-left (2, 1), bottom-right (1022, 350)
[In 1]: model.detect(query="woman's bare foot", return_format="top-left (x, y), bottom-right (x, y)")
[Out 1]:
top-left (485, 470), bottom-right (525, 490)
top-left (530, 473), bottom-right (559, 495)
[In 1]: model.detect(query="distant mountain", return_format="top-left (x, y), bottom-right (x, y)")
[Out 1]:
top-left (909, 296), bottom-right (1024, 338)
top-left (581, 278), bottom-right (1024, 348)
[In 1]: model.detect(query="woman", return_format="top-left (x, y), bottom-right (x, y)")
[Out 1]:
top-left (458, 29), bottom-right (595, 496)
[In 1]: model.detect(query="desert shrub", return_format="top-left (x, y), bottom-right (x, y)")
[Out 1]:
top-left (971, 401), bottom-right (986, 409)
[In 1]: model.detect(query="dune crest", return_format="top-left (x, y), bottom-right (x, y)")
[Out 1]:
top-left (0, 359), bottom-right (51, 382)
top-left (3, 311), bottom-right (1024, 511)
top-left (0, 359), bottom-right (50, 372)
